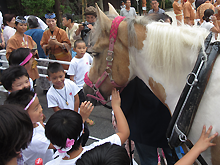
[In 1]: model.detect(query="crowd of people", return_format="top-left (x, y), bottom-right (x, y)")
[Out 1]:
top-left (0, 2), bottom-right (219, 165)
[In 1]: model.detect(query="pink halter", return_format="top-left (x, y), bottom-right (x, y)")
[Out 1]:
top-left (84, 16), bottom-right (126, 105)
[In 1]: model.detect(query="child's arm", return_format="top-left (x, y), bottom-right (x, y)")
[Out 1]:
top-left (52, 106), bottom-right (60, 112)
top-left (111, 88), bottom-right (130, 145)
top-left (70, 75), bottom-right (75, 82)
top-left (74, 94), bottom-right (80, 112)
top-left (80, 101), bottom-right (94, 123)
top-left (175, 125), bottom-right (218, 165)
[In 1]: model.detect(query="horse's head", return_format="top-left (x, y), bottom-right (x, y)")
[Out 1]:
top-left (83, 4), bottom-right (146, 105)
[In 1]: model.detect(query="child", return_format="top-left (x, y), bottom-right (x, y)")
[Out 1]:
top-left (47, 62), bottom-right (90, 146)
top-left (47, 62), bottom-right (80, 112)
top-left (67, 39), bottom-right (94, 125)
top-left (5, 88), bottom-right (54, 165)
top-left (1, 65), bottom-right (33, 92)
top-left (45, 88), bottom-right (130, 165)
top-left (9, 48), bottom-right (37, 88)
top-left (76, 125), bottom-right (217, 165)
top-left (0, 104), bottom-right (33, 165)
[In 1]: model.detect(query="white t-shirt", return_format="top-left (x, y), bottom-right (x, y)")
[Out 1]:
top-left (200, 21), bottom-right (215, 42)
top-left (67, 53), bottom-right (93, 89)
top-left (47, 79), bottom-right (80, 110)
top-left (22, 122), bottom-right (53, 165)
top-left (3, 26), bottom-right (16, 44)
top-left (45, 134), bottom-right (121, 165)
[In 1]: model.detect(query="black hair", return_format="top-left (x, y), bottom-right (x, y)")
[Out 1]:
top-left (74, 39), bottom-right (86, 48)
top-left (62, 13), bottom-right (74, 23)
top-left (76, 142), bottom-right (130, 165)
top-left (203, 9), bottom-right (214, 22)
top-left (27, 16), bottom-right (40, 28)
top-left (149, 13), bottom-right (173, 24)
top-left (45, 109), bottom-right (83, 153)
top-left (4, 88), bottom-right (35, 109)
top-left (1, 66), bottom-right (29, 91)
top-left (47, 62), bottom-right (64, 77)
top-left (0, 104), bottom-right (33, 165)
top-left (15, 16), bottom-right (26, 26)
top-left (9, 48), bottom-right (31, 66)
top-left (3, 14), bottom-right (15, 26)
top-left (151, 0), bottom-right (158, 2)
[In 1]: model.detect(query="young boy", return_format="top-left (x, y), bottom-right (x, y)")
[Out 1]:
top-left (1, 65), bottom-right (34, 93)
top-left (67, 39), bottom-right (94, 125)
top-left (5, 88), bottom-right (54, 165)
top-left (47, 62), bottom-right (80, 112)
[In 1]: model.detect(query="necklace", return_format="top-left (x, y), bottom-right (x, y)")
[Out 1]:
top-left (54, 86), bottom-right (69, 105)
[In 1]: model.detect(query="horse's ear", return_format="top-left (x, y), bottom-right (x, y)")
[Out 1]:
top-left (108, 3), bottom-right (119, 16)
top-left (96, 3), bottom-right (111, 33)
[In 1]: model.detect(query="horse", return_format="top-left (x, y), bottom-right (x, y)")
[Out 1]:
top-left (83, 3), bottom-right (220, 164)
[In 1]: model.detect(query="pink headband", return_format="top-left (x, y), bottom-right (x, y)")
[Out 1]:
top-left (24, 93), bottom-right (37, 110)
top-left (19, 53), bottom-right (33, 66)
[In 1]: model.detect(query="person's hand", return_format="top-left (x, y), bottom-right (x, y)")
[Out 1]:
top-left (87, 24), bottom-right (93, 30)
top-left (194, 125), bottom-right (218, 153)
top-left (211, 16), bottom-right (217, 22)
top-left (78, 24), bottom-right (84, 31)
top-left (80, 101), bottom-right (94, 122)
top-left (48, 38), bottom-right (59, 46)
top-left (111, 88), bottom-right (121, 109)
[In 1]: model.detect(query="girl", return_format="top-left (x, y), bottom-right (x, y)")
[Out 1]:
top-left (44, 88), bottom-right (130, 165)
top-left (6, 16), bottom-right (39, 83)
top-left (201, 9), bottom-right (220, 42)
top-left (5, 88), bottom-right (54, 165)
top-left (0, 104), bottom-right (33, 165)
top-left (9, 48), bottom-right (36, 91)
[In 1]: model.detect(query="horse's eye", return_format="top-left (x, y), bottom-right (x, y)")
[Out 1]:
top-left (92, 52), bottom-right (100, 57)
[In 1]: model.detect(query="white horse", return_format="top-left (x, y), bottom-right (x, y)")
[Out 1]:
top-left (83, 4), bottom-right (220, 164)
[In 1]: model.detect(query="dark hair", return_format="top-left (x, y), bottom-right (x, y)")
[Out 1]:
top-left (74, 39), bottom-right (86, 48)
top-left (15, 16), bottom-right (26, 26)
top-left (27, 16), bottom-right (40, 28)
top-left (5, 88), bottom-right (35, 109)
top-left (149, 13), bottom-right (173, 24)
top-left (62, 13), bottom-right (74, 23)
top-left (76, 142), bottom-right (130, 165)
top-left (3, 14), bottom-right (15, 26)
top-left (45, 109), bottom-right (83, 153)
top-left (1, 66), bottom-right (29, 91)
top-left (9, 48), bottom-right (31, 66)
top-left (203, 9), bottom-right (214, 22)
top-left (0, 104), bottom-right (33, 165)
top-left (151, 0), bottom-right (158, 2)
top-left (47, 62), bottom-right (64, 76)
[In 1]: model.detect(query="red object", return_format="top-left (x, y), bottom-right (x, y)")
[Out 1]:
top-left (35, 158), bottom-right (43, 165)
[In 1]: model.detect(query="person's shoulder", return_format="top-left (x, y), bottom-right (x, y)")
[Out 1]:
top-left (159, 8), bottom-right (165, 13)
top-left (148, 9), bottom-right (154, 14)
top-left (47, 85), bottom-right (55, 95)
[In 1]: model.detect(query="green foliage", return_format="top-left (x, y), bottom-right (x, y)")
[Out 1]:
top-left (21, 0), bottom-right (55, 17)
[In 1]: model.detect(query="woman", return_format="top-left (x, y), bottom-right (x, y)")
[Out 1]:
top-left (25, 16), bottom-right (51, 93)
top-left (3, 14), bottom-right (16, 45)
top-left (201, 9), bottom-right (220, 42)
top-left (41, 13), bottom-right (71, 70)
top-left (6, 16), bottom-right (39, 84)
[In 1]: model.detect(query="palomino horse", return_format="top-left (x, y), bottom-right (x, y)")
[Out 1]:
top-left (83, 4), bottom-right (220, 164)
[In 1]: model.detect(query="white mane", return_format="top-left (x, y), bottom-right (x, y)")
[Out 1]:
top-left (143, 22), bottom-right (209, 83)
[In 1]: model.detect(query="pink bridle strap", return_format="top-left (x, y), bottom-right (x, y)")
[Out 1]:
top-left (84, 16), bottom-right (126, 105)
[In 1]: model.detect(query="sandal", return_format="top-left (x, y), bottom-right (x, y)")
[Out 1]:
top-left (86, 118), bottom-right (95, 126)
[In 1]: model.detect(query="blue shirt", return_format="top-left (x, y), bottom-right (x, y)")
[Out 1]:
top-left (148, 8), bottom-right (165, 14)
top-left (25, 29), bottom-right (47, 58)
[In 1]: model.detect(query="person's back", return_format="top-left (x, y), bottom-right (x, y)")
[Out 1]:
top-left (196, 0), bottom-right (214, 23)
top-left (183, 0), bottom-right (195, 25)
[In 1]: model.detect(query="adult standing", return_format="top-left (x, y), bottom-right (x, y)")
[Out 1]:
top-left (120, 0), bottom-right (137, 17)
top-left (25, 16), bottom-right (51, 93)
top-left (183, 0), bottom-right (195, 25)
top-left (6, 16), bottom-right (39, 83)
top-left (142, 0), bottom-right (147, 15)
top-left (120, 77), bottom-right (176, 165)
top-left (173, 0), bottom-right (183, 25)
top-left (148, 0), bottom-right (165, 14)
top-left (196, 0), bottom-right (214, 23)
top-left (41, 13), bottom-right (71, 70)
top-left (3, 14), bottom-right (16, 44)
top-left (75, 6), bottom-right (97, 53)
top-left (62, 13), bottom-right (80, 57)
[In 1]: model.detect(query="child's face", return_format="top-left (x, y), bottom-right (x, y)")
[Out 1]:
top-left (48, 71), bottom-right (65, 89)
top-left (74, 42), bottom-right (87, 58)
top-left (27, 96), bottom-right (43, 124)
top-left (24, 57), bottom-right (34, 71)
top-left (10, 75), bottom-right (30, 92)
